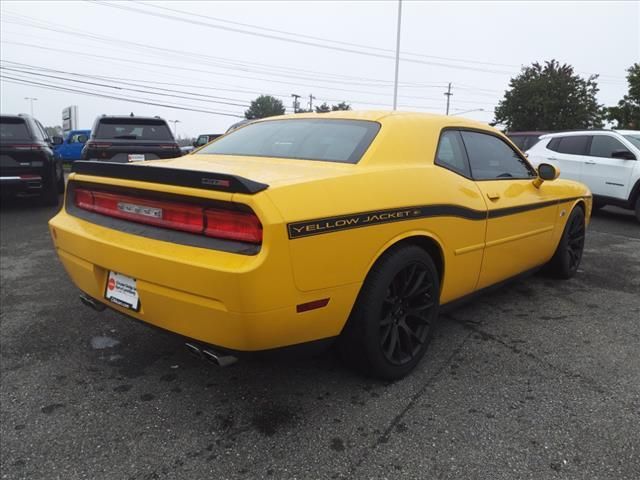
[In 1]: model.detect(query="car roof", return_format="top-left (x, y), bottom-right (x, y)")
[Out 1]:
top-left (97, 115), bottom-right (167, 121)
top-left (253, 110), bottom-right (493, 131)
top-left (540, 129), bottom-right (624, 139)
top-left (507, 131), bottom-right (550, 135)
top-left (616, 130), bottom-right (640, 135)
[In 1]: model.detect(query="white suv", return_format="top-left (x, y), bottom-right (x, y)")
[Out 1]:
top-left (527, 130), bottom-right (640, 221)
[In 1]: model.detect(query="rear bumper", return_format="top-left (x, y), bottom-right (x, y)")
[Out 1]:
top-left (0, 175), bottom-right (43, 194)
top-left (49, 209), bottom-right (360, 351)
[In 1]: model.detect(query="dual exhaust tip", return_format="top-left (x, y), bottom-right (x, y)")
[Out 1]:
top-left (79, 294), bottom-right (238, 368)
top-left (185, 342), bottom-right (238, 368)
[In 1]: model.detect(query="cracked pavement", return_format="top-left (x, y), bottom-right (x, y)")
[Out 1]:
top-left (1, 198), bottom-right (639, 480)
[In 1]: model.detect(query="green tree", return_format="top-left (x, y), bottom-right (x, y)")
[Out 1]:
top-left (606, 63), bottom-right (640, 129)
top-left (331, 101), bottom-right (351, 111)
top-left (494, 60), bottom-right (604, 131)
top-left (245, 95), bottom-right (285, 120)
top-left (315, 102), bottom-right (331, 113)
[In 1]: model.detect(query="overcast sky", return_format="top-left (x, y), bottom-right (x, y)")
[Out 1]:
top-left (1, 0), bottom-right (638, 137)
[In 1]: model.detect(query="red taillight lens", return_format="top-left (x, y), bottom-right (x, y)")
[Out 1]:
top-left (85, 141), bottom-right (111, 149)
top-left (74, 188), bottom-right (204, 233)
top-left (73, 188), bottom-right (262, 244)
top-left (10, 144), bottom-right (42, 151)
top-left (204, 208), bottom-right (263, 244)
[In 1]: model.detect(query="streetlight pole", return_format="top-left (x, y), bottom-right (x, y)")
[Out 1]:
top-left (24, 97), bottom-right (37, 116)
top-left (169, 119), bottom-right (181, 138)
top-left (392, 0), bottom-right (402, 110)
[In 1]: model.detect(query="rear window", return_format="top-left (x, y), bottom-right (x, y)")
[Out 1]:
top-left (198, 119), bottom-right (380, 164)
top-left (623, 134), bottom-right (640, 149)
top-left (0, 117), bottom-right (31, 141)
top-left (548, 136), bottom-right (590, 155)
top-left (95, 119), bottom-right (173, 141)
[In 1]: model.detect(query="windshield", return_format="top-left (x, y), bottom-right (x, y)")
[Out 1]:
top-left (623, 134), bottom-right (640, 149)
top-left (0, 117), bottom-right (31, 142)
top-left (95, 120), bottom-right (173, 141)
top-left (198, 119), bottom-right (380, 164)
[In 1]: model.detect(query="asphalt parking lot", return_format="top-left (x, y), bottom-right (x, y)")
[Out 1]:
top-left (1, 196), bottom-right (639, 480)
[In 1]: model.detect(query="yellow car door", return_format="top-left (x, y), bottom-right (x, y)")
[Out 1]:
top-left (459, 130), bottom-right (559, 290)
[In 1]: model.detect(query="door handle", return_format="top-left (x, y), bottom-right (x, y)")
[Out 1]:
top-left (486, 192), bottom-right (501, 200)
top-left (584, 161), bottom-right (596, 165)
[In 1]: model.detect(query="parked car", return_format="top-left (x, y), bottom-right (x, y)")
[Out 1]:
top-left (506, 131), bottom-right (549, 151)
top-left (51, 111), bottom-right (592, 379)
top-left (1, 114), bottom-right (64, 205)
top-left (193, 133), bottom-right (223, 148)
top-left (82, 115), bottom-right (181, 162)
top-left (527, 130), bottom-right (640, 221)
top-left (54, 129), bottom-right (91, 162)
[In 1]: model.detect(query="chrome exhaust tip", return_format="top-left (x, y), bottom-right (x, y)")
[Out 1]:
top-left (185, 342), bottom-right (237, 367)
top-left (79, 293), bottom-right (106, 312)
top-left (202, 348), bottom-right (238, 368)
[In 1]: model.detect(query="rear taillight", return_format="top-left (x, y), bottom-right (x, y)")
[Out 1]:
top-left (9, 144), bottom-right (43, 151)
top-left (73, 188), bottom-right (262, 244)
top-left (204, 208), bottom-right (263, 243)
top-left (85, 141), bottom-right (112, 149)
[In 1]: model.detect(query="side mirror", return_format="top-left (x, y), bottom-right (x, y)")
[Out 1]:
top-left (533, 163), bottom-right (560, 188)
top-left (611, 149), bottom-right (636, 160)
top-left (193, 141), bottom-right (198, 147)
top-left (51, 136), bottom-right (64, 145)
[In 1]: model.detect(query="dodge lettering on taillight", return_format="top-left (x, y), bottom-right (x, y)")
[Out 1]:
top-left (117, 202), bottom-right (163, 219)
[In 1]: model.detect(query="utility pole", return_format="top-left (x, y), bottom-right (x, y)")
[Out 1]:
top-left (392, 0), bottom-right (402, 110)
top-left (444, 83), bottom-right (452, 115)
top-left (24, 97), bottom-right (37, 116)
top-left (308, 94), bottom-right (316, 112)
top-left (291, 94), bottom-right (301, 113)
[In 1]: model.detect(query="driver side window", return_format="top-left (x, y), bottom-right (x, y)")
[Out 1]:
top-left (461, 131), bottom-right (536, 180)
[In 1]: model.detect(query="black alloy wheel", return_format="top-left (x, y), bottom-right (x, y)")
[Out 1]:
top-left (339, 245), bottom-right (440, 380)
top-left (547, 206), bottom-right (585, 279)
top-left (380, 262), bottom-right (435, 366)
top-left (566, 212), bottom-right (585, 272)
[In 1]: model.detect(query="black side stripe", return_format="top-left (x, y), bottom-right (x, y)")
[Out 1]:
top-left (287, 196), bottom-right (589, 239)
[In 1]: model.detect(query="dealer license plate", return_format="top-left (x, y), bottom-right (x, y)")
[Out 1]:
top-left (105, 271), bottom-right (140, 311)
top-left (128, 154), bottom-right (145, 162)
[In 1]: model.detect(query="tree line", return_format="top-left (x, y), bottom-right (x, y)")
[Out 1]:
top-left (244, 61), bottom-right (639, 131)
top-left (244, 96), bottom-right (351, 120)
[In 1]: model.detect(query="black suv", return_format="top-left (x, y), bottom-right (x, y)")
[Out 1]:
top-left (0, 114), bottom-right (65, 206)
top-left (82, 115), bottom-right (181, 162)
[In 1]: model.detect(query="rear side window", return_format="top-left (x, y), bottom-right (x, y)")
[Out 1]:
top-left (199, 119), bottom-right (380, 164)
top-left (95, 120), bottom-right (173, 141)
top-left (0, 117), bottom-right (31, 141)
top-left (550, 136), bottom-right (590, 155)
top-left (461, 131), bottom-right (536, 180)
top-left (589, 135), bottom-right (630, 158)
top-left (435, 130), bottom-right (470, 176)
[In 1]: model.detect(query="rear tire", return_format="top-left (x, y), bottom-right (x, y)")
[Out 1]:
top-left (339, 245), bottom-right (440, 380)
top-left (41, 168), bottom-right (59, 207)
top-left (547, 207), bottom-right (585, 279)
top-left (56, 162), bottom-right (65, 193)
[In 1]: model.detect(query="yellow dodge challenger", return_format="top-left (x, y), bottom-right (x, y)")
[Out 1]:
top-left (49, 111), bottom-right (591, 379)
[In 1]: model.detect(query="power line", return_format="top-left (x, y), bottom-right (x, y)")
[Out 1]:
top-left (0, 12), bottom-right (448, 89)
top-left (0, 41), bottom-right (499, 107)
top-left (89, 1), bottom-right (517, 75)
top-left (0, 74), bottom-right (244, 117)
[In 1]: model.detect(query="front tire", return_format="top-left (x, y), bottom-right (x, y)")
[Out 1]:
top-left (339, 245), bottom-right (440, 380)
top-left (635, 196), bottom-right (640, 223)
top-left (547, 207), bottom-right (585, 279)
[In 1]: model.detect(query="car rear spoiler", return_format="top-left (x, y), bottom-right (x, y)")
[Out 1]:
top-left (71, 160), bottom-right (268, 194)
